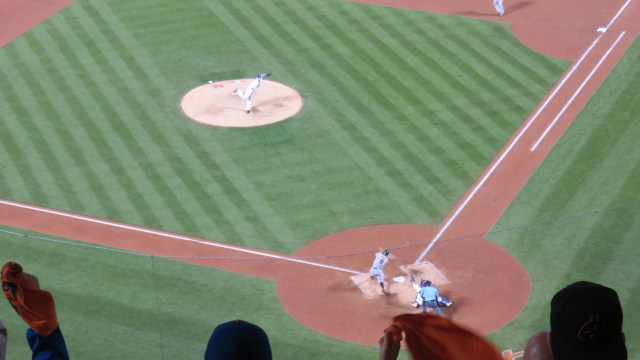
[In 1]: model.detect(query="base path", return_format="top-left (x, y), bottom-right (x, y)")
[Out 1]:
top-left (1, 0), bottom-right (639, 349)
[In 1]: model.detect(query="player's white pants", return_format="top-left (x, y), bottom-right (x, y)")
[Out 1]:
top-left (236, 87), bottom-right (255, 111)
top-left (493, 0), bottom-right (504, 15)
top-left (369, 268), bottom-right (384, 283)
top-left (236, 87), bottom-right (256, 111)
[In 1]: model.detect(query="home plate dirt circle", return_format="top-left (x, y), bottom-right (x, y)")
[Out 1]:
top-left (275, 224), bottom-right (530, 346)
top-left (180, 79), bottom-right (304, 127)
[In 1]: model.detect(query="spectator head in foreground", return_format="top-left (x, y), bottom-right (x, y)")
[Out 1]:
top-left (525, 281), bottom-right (626, 360)
top-left (204, 319), bottom-right (272, 360)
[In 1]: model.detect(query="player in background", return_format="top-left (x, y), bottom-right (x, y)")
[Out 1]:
top-left (493, 0), bottom-right (505, 16)
top-left (370, 250), bottom-right (390, 295)
top-left (232, 72), bottom-right (271, 113)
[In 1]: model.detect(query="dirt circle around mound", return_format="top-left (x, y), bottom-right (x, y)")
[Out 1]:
top-left (275, 224), bottom-right (531, 346)
top-left (180, 79), bottom-right (304, 128)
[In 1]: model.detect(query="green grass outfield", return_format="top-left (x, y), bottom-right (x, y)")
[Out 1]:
top-left (0, 0), bottom-right (638, 358)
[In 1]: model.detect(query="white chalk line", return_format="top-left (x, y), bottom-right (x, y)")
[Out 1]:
top-left (414, 43), bottom-right (595, 263)
top-left (606, 0), bottom-right (633, 29)
top-left (530, 31), bottom-right (626, 151)
top-left (529, 0), bottom-right (632, 150)
top-left (415, 0), bottom-right (634, 263)
top-left (0, 199), bottom-right (363, 275)
top-left (4, 0), bottom-right (634, 274)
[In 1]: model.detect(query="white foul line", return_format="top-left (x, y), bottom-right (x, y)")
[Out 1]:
top-left (606, 0), bottom-right (633, 29)
top-left (414, 0), bottom-right (633, 263)
top-left (0, 199), bottom-right (363, 275)
top-left (414, 40), bottom-right (601, 264)
top-left (530, 31), bottom-right (626, 152)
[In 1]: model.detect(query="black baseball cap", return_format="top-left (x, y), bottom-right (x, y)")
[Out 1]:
top-left (550, 281), bottom-right (626, 359)
top-left (204, 319), bottom-right (272, 360)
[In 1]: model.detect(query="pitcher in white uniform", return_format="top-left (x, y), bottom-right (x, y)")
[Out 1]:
top-left (233, 72), bottom-right (271, 113)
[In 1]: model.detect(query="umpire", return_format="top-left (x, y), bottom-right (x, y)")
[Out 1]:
top-left (418, 280), bottom-right (445, 316)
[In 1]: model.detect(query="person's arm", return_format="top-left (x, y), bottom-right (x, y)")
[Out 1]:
top-left (379, 325), bottom-right (402, 360)
top-left (26, 327), bottom-right (70, 360)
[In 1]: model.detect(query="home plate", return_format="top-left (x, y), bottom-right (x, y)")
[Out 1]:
top-left (350, 261), bottom-right (448, 300)
top-left (400, 262), bottom-right (449, 285)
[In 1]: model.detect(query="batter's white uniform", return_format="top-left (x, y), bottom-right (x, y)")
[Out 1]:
top-left (235, 75), bottom-right (262, 112)
top-left (411, 282), bottom-right (424, 307)
top-left (369, 252), bottom-right (389, 283)
top-left (493, 0), bottom-right (504, 16)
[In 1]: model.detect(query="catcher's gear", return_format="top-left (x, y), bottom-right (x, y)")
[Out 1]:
top-left (383, 249), bottom-right (390, 256)
top-left (437, 297), bottom-right (454, 307)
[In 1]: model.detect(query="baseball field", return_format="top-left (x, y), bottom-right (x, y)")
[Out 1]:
top-left (1, 0), bottom-right (639, 358)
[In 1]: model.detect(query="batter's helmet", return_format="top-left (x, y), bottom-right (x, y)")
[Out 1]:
top-left (421, 279), bottom-right (432, 287)
top-left (383, 249), bottom-right (390, 256)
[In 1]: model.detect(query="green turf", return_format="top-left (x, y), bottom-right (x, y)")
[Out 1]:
top-left (0, 227), bottom-right (378, 359)
top-left (0, 0), bottom-right (565, 255)
top-left (8, 0), bottom-right (640, 358)
top-left (487, 36), bottom-right (640, 355)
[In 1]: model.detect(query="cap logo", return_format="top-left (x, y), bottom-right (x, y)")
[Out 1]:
top-left (577, 315), bottom-right (601, 342)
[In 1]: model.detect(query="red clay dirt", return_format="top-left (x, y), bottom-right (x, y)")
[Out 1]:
top-left (2, 0), bottom-right (639, 351)
top-left (181, 79), bottom-right (303, 127)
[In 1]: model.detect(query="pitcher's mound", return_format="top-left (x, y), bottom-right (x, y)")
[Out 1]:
top-left (181, 79), bottom-right (304, 128)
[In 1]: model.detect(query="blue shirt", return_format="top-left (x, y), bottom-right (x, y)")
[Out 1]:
top-left (418, 286), bottom-right (439, 302)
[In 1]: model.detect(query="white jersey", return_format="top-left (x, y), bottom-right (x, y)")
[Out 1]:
top-left (371, 252), bottom-right (388, 270)
top-left (248, 76), bottom-right (262, 90)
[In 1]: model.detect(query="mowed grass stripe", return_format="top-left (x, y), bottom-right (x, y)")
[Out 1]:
top-left (40, 18), bottom-right (176, 226)
top-left (462, 20), bottom-right (565, 106)
top-left (530, 92), bottom-right (640, 220)
top-left (93, 0), bottom-right (285, 246)
top-left (340, 4), bottom-right (501, 170)
top-left (176, 134), bottom-right (299, 249)
top-left (52, 6), bottom-right (208, 236)
top-left (467, 20), bottom-right (568, 80)
top-left (15, 29), bottom-right (136, 217)
top-left (85, 1), bottom-right (291, 246)
top-left (282, 3), bottom-right (458, 205)
top-left (561, 203), bottom-right (639, 281)
top-left (0, 82), bottom-right (48, 202)
top-left (79, 1), bottom-right (265, 243)
top-left (328, 3), bottom-right (486, 174)
top-left (210, 1), bottom-right (432, 222)
top-left (451, 19), bottom-right (555, 101)
top-left (63, 2), bottom-right (216, 231)
top-left (357, 7), bottom-right (505, 160)
top-left (9, 35), bottom-right (126, 214)
top-left (419, 20), bottom-right (527, 119)
top-left (0, 45), bottom-right (82, 209)
top-left (248, 1), bottom-right (452, 213)
top-left (260, 1), bottom-right (459, 210)
top-left (426, 19), bottom-right (554, 126)
top-left (355, 5), bottom-right (518, 132)
top-left (27, 27), bottom-right (157, 225)
top-left (369, 14), bottom-right (525, 168)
